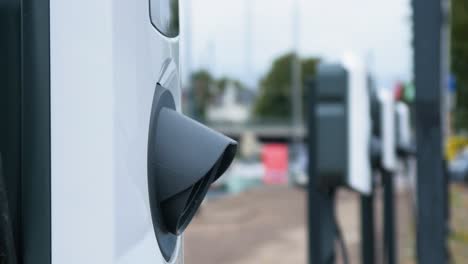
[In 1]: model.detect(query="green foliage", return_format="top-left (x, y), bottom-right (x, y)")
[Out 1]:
top-left (191, 70), bottom-right (213, 120)
top-left (452, 0), bottom-right (468, 131)
top-left (253, 53), bottom-right (319, 119)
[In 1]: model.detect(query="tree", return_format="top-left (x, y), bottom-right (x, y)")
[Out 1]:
top-left (253, 53), bottom-right (319, 120)
top-left (191, 70), bottom-right (213, 121)
top-left (452, 0), bottom-right (468, 131)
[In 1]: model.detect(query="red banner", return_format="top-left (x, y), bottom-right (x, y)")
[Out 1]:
top-left (261, 144), bottom-right (288, 184)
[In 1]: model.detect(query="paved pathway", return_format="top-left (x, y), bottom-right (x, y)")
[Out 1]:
top-left (185, 181), bottom-right (416, 264)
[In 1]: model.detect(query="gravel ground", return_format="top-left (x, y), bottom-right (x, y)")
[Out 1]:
top-left (185, 182), bottom-right (467, 264)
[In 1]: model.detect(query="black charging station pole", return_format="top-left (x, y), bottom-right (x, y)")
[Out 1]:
top-left (412, 0), bottom-right (449, 263)
top-left (307, 79), bottom-right (336, 264)
top-left (361, 189), bottom-right (375, 264)
top-left (0, 1), bottom-right (22, 263)
top-left (0, 155), bottom-right (17, 264)
top-left (307, 185), bottom-right (336, 264)
top-left (382, 171), bottom-right (396, 264)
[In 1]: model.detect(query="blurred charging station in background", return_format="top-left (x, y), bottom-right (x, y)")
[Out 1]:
top-left (313, 54), bottom-right (371, 194)
top-left (309, 54), bottom-right (405, 264)
top-left (308, 54), bottom-right (373, 264)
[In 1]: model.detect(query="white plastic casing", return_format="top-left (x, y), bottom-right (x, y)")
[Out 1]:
top-left (342, 54), bottom-right (372, 195)
top-left (395, 102), bottom-right (411, 148)
top-left (50, 0), bottom-right (182, 263)
top-left (378, 89), bottom-right (397, 172)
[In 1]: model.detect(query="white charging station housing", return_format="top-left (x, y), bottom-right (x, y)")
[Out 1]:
top-left (5, 1), bottom-right (386, 259)
top-left (378, 89), bottom-right (397, 172)
top-left (395, 102), bottom-right (412, 149)
top-left (50, 0), bottom-right (182, 263)
top-left (3, 0), bottom-right (236, 263)
top-left (342, 54), bottom-right (372, 195)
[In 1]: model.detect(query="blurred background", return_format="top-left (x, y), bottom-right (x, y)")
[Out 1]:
top-left (178, 0), bottom-right (468, 263)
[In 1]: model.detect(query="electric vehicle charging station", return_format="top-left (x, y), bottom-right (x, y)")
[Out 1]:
top-left (308, 54), bottom-right (372, 264)
top-left (309, 55), bottom-right (402, 264)
top-left (378, 89), bottom-right (398, 173)
top-left (313, 55), bottom-right (372, 194)
top-left (367, 86), bottom-right (399, 264)
top-left (363, 77), bottom-right (381, 264)
top-left (377, 89), bottom-right (398, 264)
top-left (304, 0), bottom-right (448, 262)
top-left (0, 0), bottom-right (237, 263)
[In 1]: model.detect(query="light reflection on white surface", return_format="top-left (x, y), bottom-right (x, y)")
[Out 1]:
top-left (51, 0), bottom-right (183, 262)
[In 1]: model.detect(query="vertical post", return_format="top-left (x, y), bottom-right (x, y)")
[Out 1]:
top-left (308, 188), bottom-right (336, 264)
top-left (0, 155), bottom-right (17, 264)
top-left (244, 0), bottom-right (252, 88)
top-left (291, 0), bottom-right (302, 143)
top-left (183, 0), bottom-right (192, 87)
top-left (183, 0), bottom-right (194, 117)
top-left (412, 0), bottom-right (447, 263)
top-left (383, 171), bottom-right (396, 264)
top-left (440, 0), bottom-right (451, 258)
top-left (361, 189), bottom-right (375, 264)
top-left (307, 79), bottom-right (336, 264)
top-left (443, 159), bottom-right (451, 261)
top-left (21, 0), bottom-right (52, 263)
top-left (0, 1), bottom-right (22, 258)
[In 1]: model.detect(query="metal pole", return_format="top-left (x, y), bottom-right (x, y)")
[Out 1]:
top-left (291, 0), bottom-right (302, 142)
top-left (383, 171), bottom-right (396, 264)
top-left (245, 0), bottom-right (253, 88)
top-left (307, 80), bottom-right (336, 264)
top-left (184, 0), bottom-right (192, 86)
top-left (308, 78), bottom-right (323, 264)
top-left (183, 0), bottom-right (195, 117)
top-left (361, 188), bottom-right (375, 264)
top-left (440, 2), bottom-right (451, 259)
top-left (0, 154), bottom-right (17, 264)
top-left (443, 159), bottom-right (451, 261)
top-left (412, 0), bottom-right (447, 262)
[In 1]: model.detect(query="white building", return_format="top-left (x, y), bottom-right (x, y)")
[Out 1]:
top-left (207, 82), bottom-right (254, 123)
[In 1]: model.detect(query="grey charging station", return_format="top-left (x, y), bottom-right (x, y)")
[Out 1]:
top-left (308, 57), bottom-right (372, 264)
top-left (309, 59), bottom-right (400, 264)
top-left (307, 67), bottom-right (340, 264)
top-left (380, 89), bottom-right (399, 264)
top-left (314, 64), bottom-right (348, 191)
top-left (313, 61), bottom-right (371, 194)
top-left (368, 86), bottom-right (399, 264)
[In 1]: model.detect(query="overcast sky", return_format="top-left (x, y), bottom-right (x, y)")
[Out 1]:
top-left (181, 0), bottom-right (413, 89)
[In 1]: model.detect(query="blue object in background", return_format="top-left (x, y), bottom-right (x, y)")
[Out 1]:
top-left (449, 74), bottom-right (457, 93)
